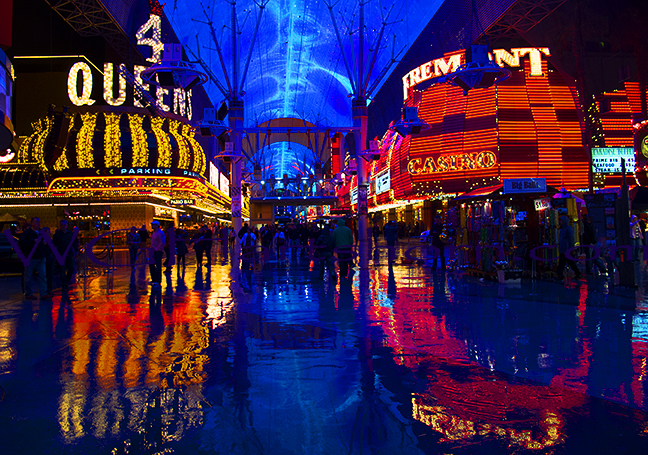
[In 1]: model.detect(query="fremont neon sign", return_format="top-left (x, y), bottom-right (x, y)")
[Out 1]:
top-left (402, 47), bottom-right (551, 99)
top-left (407, 151), bottom-right (497, 175)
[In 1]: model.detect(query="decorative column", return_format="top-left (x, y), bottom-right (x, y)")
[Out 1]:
top-left (229, 99), bottom-right (244, 241)
top-left (353, 98), bottom-right (369, 268)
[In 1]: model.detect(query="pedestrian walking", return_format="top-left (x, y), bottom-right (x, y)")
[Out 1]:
top-left (384, 220), bottom-right (398, 262)
top-left (241, 229), bottom-right (257, 271)
top-left (630, 214), bottom-right (644, 262)
top-left (332, 219), bottom-right (354, 280)
top-left (41, 227), bottom-right (55, 295)
top-left (175, 228), bottom-right (189, 269)
top-left (19, 217), bottom-right (52, 300)
top-left (315, 224), bottom-right (336, 281)
top-left (191, 227), bottom-right (205, 267)
top-left (149, 221), bottom-right (165, 287)
top-left (126, 226), bottom-right (140, 267)
top-left (557, 215), bottom-right (582, 280)
top-left (53, 219), bottom-right (79, 291)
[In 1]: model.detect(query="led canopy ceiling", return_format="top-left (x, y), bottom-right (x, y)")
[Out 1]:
top-left (164, 0), bottom-right (443, 128)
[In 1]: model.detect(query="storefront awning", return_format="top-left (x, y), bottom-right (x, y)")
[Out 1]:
top-left (454, 185), bottom-right (503, 201)
top-left (454, 184), bottom-right (560, 201)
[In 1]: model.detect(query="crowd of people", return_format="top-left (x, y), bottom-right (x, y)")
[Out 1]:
top-left (13, 209), bottom-right (647, 300)
top-left (11, 217), bottom-right (410, 299)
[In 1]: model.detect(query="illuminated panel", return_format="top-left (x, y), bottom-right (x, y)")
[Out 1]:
top-left (32, 117), bottom-right (53, 166)
top-left (150, 117), bottom-right (171, 168)
top-left (169, 119), bottom-right (190, 169)
top-left (53, 120), bottom-right (75, 171)
top-left (128, 114), bottom-right (148, 167)
top-left (103, 113), bottom-right (122, 168)
top-left (594, 81), bottom-right (648, 148)
top-left (402, 63), bottom-right (500, 195)
top-left (18, 117), bottom-right (51, 163)
top-left (77, 112), bottom-right (97, 168)
top-left (182, 124), bottom-right (206, 175)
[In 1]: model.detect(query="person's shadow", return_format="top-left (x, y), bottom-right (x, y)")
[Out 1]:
top-left (387, 264), bottom-right (397, 300)
top-left (194, 266), bottom-right (204, 291)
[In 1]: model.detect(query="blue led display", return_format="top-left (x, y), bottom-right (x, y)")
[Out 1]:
top-left (164, 0), bottom-right (443, 130)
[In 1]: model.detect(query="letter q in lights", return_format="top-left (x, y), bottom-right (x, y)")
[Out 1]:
top-left (67, 62), bottom-right (95, 106)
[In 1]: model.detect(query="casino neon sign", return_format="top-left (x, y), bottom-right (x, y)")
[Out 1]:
top-left (407, 151), bottom-right (497, 175)
top-left (402, 47), bottom-right (550, 100)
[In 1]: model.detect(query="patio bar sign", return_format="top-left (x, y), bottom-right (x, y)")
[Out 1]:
top-left (591, 147), bottom-right (635, 173)
top-left (503, 178), bottom-right (547, 194)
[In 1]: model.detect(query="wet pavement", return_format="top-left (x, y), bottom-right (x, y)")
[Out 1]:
top-left (1, 243), bottom-right (648, 454)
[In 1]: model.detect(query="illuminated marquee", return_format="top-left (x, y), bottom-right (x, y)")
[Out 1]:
top-left (407, 151), bottom-right (497, 175)
top-left (402, 47), bottom-right (550, 100)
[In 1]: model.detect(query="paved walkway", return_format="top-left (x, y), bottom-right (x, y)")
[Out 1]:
top-left (1, 243), bottom-right (648, 454)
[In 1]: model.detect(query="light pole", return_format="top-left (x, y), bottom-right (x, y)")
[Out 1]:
top-left (327, 0), bottom-right (405, 268)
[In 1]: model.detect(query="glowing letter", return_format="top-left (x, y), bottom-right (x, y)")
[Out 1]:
top-left (134, 65), bottom-right (150, 108)
top-left (67, 62), bottom-right (95, 106)
top-left (103, 63), bottom-right (126, 106)
top-left (136, 14), bottom-right (164, 63)
top-left (408, 158), bottom-right (422, 175)
top-left (434, 54), bottom-right (462, 76)
top-left (514, 48), bottom-right (550, 77)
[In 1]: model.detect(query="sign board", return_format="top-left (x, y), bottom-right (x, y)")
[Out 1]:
top-left (591, 147), bottom-right (635, 173)
top-left (219, 173), bottom-right (230, 196)
top-left (534, 198), bottom-right (551, 211)
top-left (503, 178), bottom-right (547, 194)
top-left (375, 170), bottom-right (390, 195)
top-left (584, 193), bottom-right (617, 243)
top-left (168, 199), bottom-right (195, 206)
top-left (350, 187), bottom-right (358, 205)
top-left (209, 163), bottom-right (219, 188)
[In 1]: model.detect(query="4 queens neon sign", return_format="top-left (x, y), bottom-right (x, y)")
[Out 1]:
top-left (402, 47), bottom-right (551, 100)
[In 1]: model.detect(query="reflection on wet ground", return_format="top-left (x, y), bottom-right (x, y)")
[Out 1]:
top-left (1, 243), bottom-right (648, 454)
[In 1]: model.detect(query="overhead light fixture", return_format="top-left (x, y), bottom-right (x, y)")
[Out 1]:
top-left (214, 142), bottom-right (244, 164)
top-left (141, 44), bottom-right (208, 91)
top-left (199, 106), bottom-right (230, 138)
top-left (388, 107), bottom-right (429, 137)
top-left (446, 45), bottom-right (511, 96)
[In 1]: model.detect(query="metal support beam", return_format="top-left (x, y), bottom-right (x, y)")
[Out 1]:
top-left (44, 0), bottom-right (145, 64)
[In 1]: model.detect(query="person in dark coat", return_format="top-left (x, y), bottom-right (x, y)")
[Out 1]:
top-left (19, 217), bottom-right (52, 299)
top-left (137, 225), bottom-right (149, 261)
top-left (41, 227), bottom-right (55, 295)
top-left (384, 221), bottom-right (398, 262)
top-left (332, 219), bottom-right (354, 279)
top-left (315, 224), bottom-right (336, 281)
top-left (582, 214), bottom-right (597, 274)
top-left (202, 225), bottom-right (213, 266)
top-left (191, 227), bottom-right (205, 267)
top-left (53, 219), bottom-right (79, 290)
top-left (175, 228), bottom-right (189, 269)
top-left (557, 215), bottom-right (582, 280)
top-left (126, 226), bottom-right (140, 267)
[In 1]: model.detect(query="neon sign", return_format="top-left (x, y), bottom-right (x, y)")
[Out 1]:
top-left (66, 14), bottom-right (193, 119)
top-left (402, 47), bottom-right (551, 99)
top-left (407, 151), bottom-right (497, 175)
